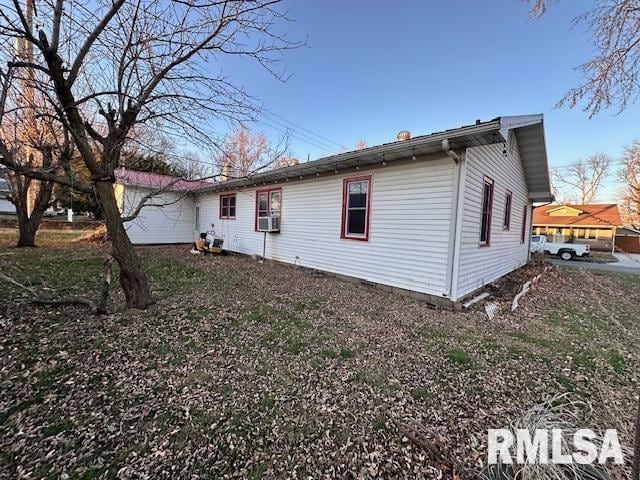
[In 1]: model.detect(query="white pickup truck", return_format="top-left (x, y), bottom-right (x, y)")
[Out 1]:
top-left (530, 235), bottom-right (590, 260)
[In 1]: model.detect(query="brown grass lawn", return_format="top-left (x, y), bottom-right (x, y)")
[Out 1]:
top-left (0, 228), bottom-right (638, 479)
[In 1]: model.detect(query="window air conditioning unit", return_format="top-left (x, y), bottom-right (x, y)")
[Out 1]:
top-left (257, 216), bottom-right (280, 232)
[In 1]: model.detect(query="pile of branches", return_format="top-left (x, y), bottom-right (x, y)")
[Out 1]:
top-left (73, 225), bottom-right (109, 245)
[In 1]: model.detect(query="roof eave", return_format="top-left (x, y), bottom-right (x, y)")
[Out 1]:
top-left (501, 115), bottom-right (553, 203)
top-left (529, 192), bottom-right (555, 203)
top-left (198, 120), bottom-right (504, 194)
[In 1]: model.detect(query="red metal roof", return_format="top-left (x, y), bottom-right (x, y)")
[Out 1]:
top-left (114, 168), bottom-right (213, 192)
top-left (533, 204), bottom-right (622, 227)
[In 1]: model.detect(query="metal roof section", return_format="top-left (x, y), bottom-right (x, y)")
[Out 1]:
top-left (198, 118), bottom-right (505, 193)
top-left (114, 168), bottom-right (214, 192)
top-left (180, 114), bottom-right (553, 203)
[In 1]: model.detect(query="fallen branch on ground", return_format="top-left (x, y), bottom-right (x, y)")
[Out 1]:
top-left (0, 272), bottom-right (101, 314)
top-left (30, 296), bottom-right (98, 312)
top-left (393, 419), bottom-right (465, 477)
top-left (0, 273), bottom-right (36, 294)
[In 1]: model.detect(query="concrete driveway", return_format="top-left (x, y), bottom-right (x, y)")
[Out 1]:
top-left (550, 252), bottom-right (640, 275)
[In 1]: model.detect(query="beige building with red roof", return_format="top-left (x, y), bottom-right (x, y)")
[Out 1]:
top-left (533, 204), bottom-right (622, 251)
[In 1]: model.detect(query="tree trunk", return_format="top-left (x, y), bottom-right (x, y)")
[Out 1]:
top-left (13, 173), bottom-right (54, 248)
top-left (16, 216), bottom-right (38, 247)
top-left (94, 180), bottom-right (153, 309)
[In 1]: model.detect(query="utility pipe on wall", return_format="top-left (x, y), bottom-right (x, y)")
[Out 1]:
top-left (442, 139), bottom-right (464, 300)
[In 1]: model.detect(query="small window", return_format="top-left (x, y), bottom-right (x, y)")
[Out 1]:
top-left (521, 203), bottom-right (528, 243)
top-left (255, 188), bottom-right (282, 230)
top-left (195, 206), bottom-right (200, 231)
top-left (219, 193), bottom-right (236, 219)
top-left (480, 176), bottom-right (494, 246)
top-left (503, 190), bottom-right (512, 230)
top-left (341, 175), bottom-right (371, 241)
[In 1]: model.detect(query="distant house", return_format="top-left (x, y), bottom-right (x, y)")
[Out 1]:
top-left (532, 204), bottom-right (622, 251)
top-left (0, 178), bottom-right (15, 214)
top-left (115, 114), bottom-right (553, 306)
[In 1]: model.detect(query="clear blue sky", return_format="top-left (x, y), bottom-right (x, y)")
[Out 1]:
top-left (220, 0), bottom-right (639, 202)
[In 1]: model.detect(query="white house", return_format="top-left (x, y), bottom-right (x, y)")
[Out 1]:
top-left (116, 115), bottom-right (553, 306)
top-left (0, 178), bottom-right (16, 213)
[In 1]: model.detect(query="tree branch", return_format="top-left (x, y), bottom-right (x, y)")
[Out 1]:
top-left (66, 0), bottom-right (126, 87)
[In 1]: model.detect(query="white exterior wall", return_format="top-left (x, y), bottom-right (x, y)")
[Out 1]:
top-left (122, 186), bottom-right (195, 244)
top-left (197, 156), bottom-right (457, 297)
top-left (453, 141), bottom-right (531, 299)
top-left (0, 197), bottom-right (15, 213)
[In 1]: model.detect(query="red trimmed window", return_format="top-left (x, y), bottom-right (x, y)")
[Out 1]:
top-left (521, 203), bottom-right (528, 244)
top-left (255, 187), bottom-right (282, 230)
top-left (219, 193), bottom-right (236, 219)
top-left (479, 176), bottom-right (494, 246)
top-left (503, 190), bottom-right (512, 230)
top-left (341, 175), bottom-right (372, 241)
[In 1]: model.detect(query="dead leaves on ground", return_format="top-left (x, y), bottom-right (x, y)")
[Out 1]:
top-left (0, 246), bottom-right (638, 479)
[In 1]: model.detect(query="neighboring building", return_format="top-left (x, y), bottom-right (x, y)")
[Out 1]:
top-left (615, 227), bottom-right (640, 254)
top-left (117, 114), bottom-right (553, 305)
top-left (0, 178), bottom-right (16, 214)
top-left (114, 170), bottom-right (211, 244)
top-left (532, 204), bottom-right (622, 251)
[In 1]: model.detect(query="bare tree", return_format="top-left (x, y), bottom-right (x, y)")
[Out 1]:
top-left (273, 155), bottom-right (298, 169)
top-left (0, 0), bottom-right (298, 309)
top-left (552, 154), bottom-right (611, 204)
top-left (0, 62), bottom-right (75, 247)
top-left (216, 125), bottom-right (290, 178)
top-left (528, 0), bottom-right (640, 117)
top-left (0, 0), bottom-right (60, 248)
top-left (620, 139), bottom-right (640, 227)
top-left (549, 170), bottom-right (569, 204)
top-left (177, 150), bottom-right (216, 180)
top-left (216, 126), bottom-right (268, 178)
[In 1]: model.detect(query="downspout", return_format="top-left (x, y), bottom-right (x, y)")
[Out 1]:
top-left (443, 139), bottom-right (464, 301)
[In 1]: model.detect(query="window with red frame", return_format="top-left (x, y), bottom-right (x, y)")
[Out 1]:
top-left (219, 193), bottom-right (236, 219)
top-left (341, 176), bottom-right (371, 241)
top-left (521, 203), bottom-right (528, 243)
top-left (480, 176), bottom-right (494, 246)
top-left (255, 188), bottom-right (281, 230)
top-left (503, 190), bottom-right (512, 230)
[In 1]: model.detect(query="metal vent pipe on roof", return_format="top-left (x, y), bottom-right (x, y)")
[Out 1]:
top-left (396, 130), bottom-right (411, 141)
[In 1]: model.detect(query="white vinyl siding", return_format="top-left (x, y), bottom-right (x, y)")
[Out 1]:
top-left (121, 186), bottom-right (195, 244)
top-left (453, 141), bottom-right (531, 299)
top-left (117, 137), bottom-right (536, 302)
top-left (197, 156), bottom-right (456, 297)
